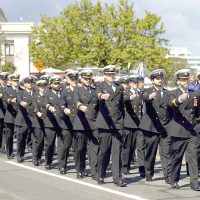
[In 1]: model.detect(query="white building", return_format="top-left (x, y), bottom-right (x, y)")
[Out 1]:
top-left (0, 22), bottom-right (35, 77)
top-left (0, 8), bottom-right (36, 78)
top-left (168, 47), bottom-right (200, 69)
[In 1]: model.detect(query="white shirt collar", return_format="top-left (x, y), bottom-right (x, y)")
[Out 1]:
top-left (154, 86), bottom-right (163, 91)
top-left (52, 89), bottom-right (60, 94)
top-left (179, 87), bottom-right (188, 93)
top-left (26, 89), bottom-right (32, 93)
top-left (12, 86), bottom-right (18, 91)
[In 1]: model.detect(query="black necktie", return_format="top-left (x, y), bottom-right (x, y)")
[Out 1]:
top-left (56, 91), bottom-right (60, 97)
top-left (134, 89), bottom-right (138, 96)
top-left (87, 87), bottom-right (91, 93)
top-left (112, 84), bottom-right (116, 92)
top-left (157, 89), bottom-right (162, 103)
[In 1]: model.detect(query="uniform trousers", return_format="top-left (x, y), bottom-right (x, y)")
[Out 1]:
top-left (57, 129), bottom-right (73, 169)
top-left (136, 130), bottom-right (145, 169)
top-left (121, 129), bottom-right (145, 172)
top-left (16, 126), bottom-right (33, 158)
top-left (44, 128), bottom-right (57, 165)
top-left (97, 129), bottom-right (123, 182)
top-left (4, 123), bottom-right (14, 158)
top-left (197, 136), bottom-right (200, 173)
top-left (171, 136), bottom-right (199, 186)
top-left (0, 119), bottom-right (5, 151)
top-left (74, 130), bottom-right (88, 173)
top-left (87, 130), bottom-right (99, 177)
top-left (121, 128), bottom-right (137, 170)
top-left (144, 132), bottom-right (171, 180)
top-left (32, 128), bottom-right (44, 161)
top-left (26, 130), bottom-right (32, 150)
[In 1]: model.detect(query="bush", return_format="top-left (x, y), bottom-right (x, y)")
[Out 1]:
top-left (0, 62), bottom-right (16, 73)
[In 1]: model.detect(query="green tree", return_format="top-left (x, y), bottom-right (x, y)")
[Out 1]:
top-left (0, 33), bottom-right (16, 73)
top-left (166, 57), bottom-right (188, 86)
top-left (169, 57), bottom-right (188, 75)
top-left (1, 62), bottom-right (16, 73)
top-left (0, 32), bottom-right (5, 66)
top-left (29, 0), bottom-right (171, 73)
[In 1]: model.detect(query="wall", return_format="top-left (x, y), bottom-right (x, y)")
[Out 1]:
top-left (0, 22), bottom-right (34, 78)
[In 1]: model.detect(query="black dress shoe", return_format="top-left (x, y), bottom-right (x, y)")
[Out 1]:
top-left (0, 149), bottom-right (6, 154)
top-left (59, 168), bottom-right (66, 174)
top-left (17, 157), bottom-right (24, 163)
top-left (114, 179), bottom-right (127, 187)
top-left (165, 178), bottom-right (171, 184)
top-left (191, 185), bottom-right (200, 191)
top-left (7, 154), bottom-right (14, 159)
top-left (45, 164), bottom-right (51, 170)
top-left (33, 160), bottom-right (39, 166)
top-left (171, 182), bottom-right (180, 189)
top-left (107, 164), bottom-right (112, 171)
top-left (122, 168), bottom-right (131, 175)
top-left (77, 172), bottom-right (84, 179)
top-left (27, 147), bottom-right (32, 152)
top-left (97, 178), bottom-right (105, 185)
top-left (45, 164), bottom-right (54, 170)
top-left (38, 159), bottom-right (43, 164)
top-left (83, 171), bottom-right (88, 177)
top-left (140, 172), bottom-right (145, 178)
top-left (139, 166), bottom-right (145, 178)
top-left (146, 177), bottom-right (153, 182)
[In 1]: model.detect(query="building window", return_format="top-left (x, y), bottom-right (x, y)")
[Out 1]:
top-left (5, 41), bottom-right (14, 56)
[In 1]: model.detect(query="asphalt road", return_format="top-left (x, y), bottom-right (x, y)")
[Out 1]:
top-left (0, 152), bottom-right (200, 200)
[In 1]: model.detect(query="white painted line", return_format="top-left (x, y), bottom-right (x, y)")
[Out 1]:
top-left (6, 161), bottom-right (149, 200)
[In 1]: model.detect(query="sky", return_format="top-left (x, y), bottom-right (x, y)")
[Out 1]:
top-left (1, 0), bottom-right (200, 55)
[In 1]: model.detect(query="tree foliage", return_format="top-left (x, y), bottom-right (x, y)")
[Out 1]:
top-left (169, 57), bottom-right (188, 76)
top-left (29, 0), bottom-right (171, 74)
top-left (166, 57), bottom-right (188, 86)
top-left (0, 33), bottom-right (6, 64)
top-left (0, 62), bottom-right (16, 73)
top-left (0, 33), bottom-right (16, 73)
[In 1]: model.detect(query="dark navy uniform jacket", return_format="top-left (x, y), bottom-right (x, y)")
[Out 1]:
top-left (168, 88), bottom-right (200, 138)
top-left (139, 87), bottom-right (172, 134)
top-left (0, 85), bottom-right (6, 119)
top-left (43, 89), bottom-right (63, 129)
top-left (15, 89), bottom-right (36, 127)
top-left (123, 88), bottom-right (143, 129)
top-left (3, 86), bottom-right (18, 124)
top-left (32, 90), bottom-right (47, 128)
top-left (73, 85), bottom-right (99, 131)
top-left (60, 87), bottom-right (77, 130)
top-left (96, 81), bottom-right (124, 130)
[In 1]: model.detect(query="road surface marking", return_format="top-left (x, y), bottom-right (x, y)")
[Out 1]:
top-left (6, 160), bottom-right (148, 200)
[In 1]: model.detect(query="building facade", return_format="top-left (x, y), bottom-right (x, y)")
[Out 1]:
top-left (0, 8), bottom-right (37, 78)
top-left (0, 22), bottom-right (35, 78)
top-left (168, 47), bottom-right (200, 69)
